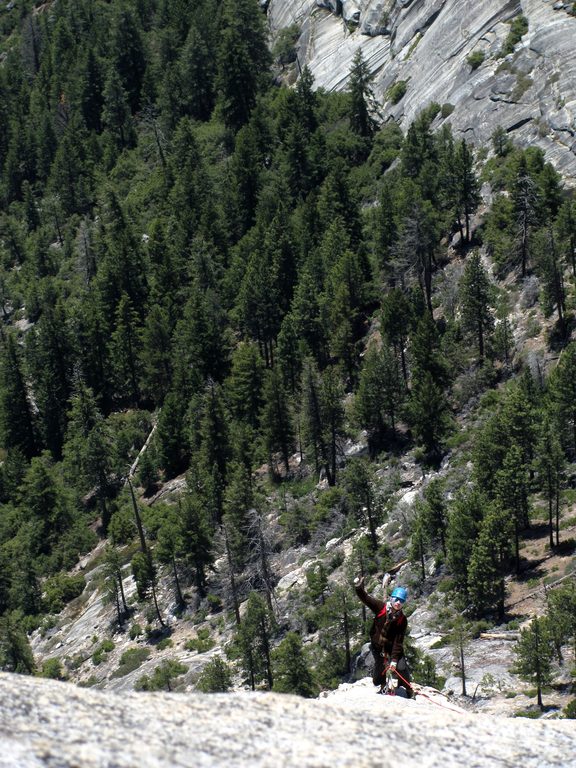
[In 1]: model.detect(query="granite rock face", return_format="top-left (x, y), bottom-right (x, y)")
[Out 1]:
top-left (268, 0), bottom-right (576, 184)
top-left (1, 672), bottom-right (576, 768)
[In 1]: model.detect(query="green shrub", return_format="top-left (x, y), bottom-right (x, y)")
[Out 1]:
top-left (206, 594), bottom-right (223, 613)
top-left (272, 23), bottom-right (300, 66)
top-left (92, 639), bottom-right (115, 666)
top-left (328, 550), bottom-right (344, 571)
top-left (500, 15), bottom-right (528, 56)
top-left (129, 623), bottom-right (143, 640)
top-left (387, 80), bottom-right (408, 104)
top-left (437, 577), bottom-right (454, 593)
top-left (563, 699), bottom-right (576, 719)
top-left (469, 620), bottom-right (491, 638)
top-left (185, 628), bottom-right (214, 654)
top-left (156, 638), bottom-right (173, 651)
top-left (467, 50), bottom-right (485, 70)
top-left (506, 619), bottom-right (520, 630)
top-left (40, 658), bottom-right (65, 680)
top-left (513, 709), bottom-right (541, 719)
top-left (43, 572), bottom-right (86, 613)
top-left (108, 506), bottom-right (137, 545)
top-left (196, 657), bottom-right (232, 693)
top-left (112, 647), bottom-right (151, 677)
top-left (512, 74), bottom-right (533, 101)
top-left (135, 659), bottom-right (188, 691)
top-left (441, 103), bottom-right (455, 118)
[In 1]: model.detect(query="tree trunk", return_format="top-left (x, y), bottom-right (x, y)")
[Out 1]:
top-left (342, 595), bottom-right (351, 674)
top-left (128, 479), bottom-right (148, 555)
top-left (172, 555), bottom-right (185, 608)
top-left (555, 485), bottom-right (560, 548)
top-left (459, 639), bottom-right (467, 697)
top-left (151, 578), bottom-right (165, 628)
top-left (261, 617), bottom-right (273, 690)
top-left (548, 470), bottom-right (554, 549)
top-left (223, 523), bottom-right (241, 626)
top-left (118, 570), bottom-right (129, 614)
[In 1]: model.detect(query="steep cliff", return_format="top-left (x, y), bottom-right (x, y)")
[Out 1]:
top-left (268, 0), bottom-right (576, 183)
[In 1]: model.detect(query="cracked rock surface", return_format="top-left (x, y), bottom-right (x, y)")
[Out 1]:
top-left (1, 673), bottom-right (575, 768)
top-left (268, 0), bottom-right (576, 184)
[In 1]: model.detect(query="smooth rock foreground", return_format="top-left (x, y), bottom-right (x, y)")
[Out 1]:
top-left (1, 673), bottom-right (575, 768)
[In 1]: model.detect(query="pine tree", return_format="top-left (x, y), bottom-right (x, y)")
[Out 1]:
top-left (449, 617), bottom-right (471, 696)
top-left (495, 445), bottom-right (529, 574)
top-left (405, 371), bottom-right (452, 458)
top-left (261, 368), bottom-right (293, 479)
top-left (546, 582), bottom-right (576, 660)
top-left (101, 67), bottom-right (135, 151)
top-left (459, 250), bottom-right (493, 360)
top-left (109, 293), bottom-right (142, 406)
top-left (420, 478), bottom-right (448, 556)
top-left (19, 451), bottom-right (72, 561)
top-left (95, 190), bottom-right (148, 320)
top-left (156, 506), bottom-right (186, 608)
top-left (446, 486), bottom-right (486, 596)
top-left (155, 390), bottom-right (188, 478)
top-left (62, 380), bottom-right (113, 530)
top-left (25, 302), bottom-right (74, 460)
top-left (102, 544), bottom-right (130, 624)
top-left (291, 268), bottom-right (327, 366)
top-left (381, 289), bottom-right (412, 384)
top-left (233, 591), bottom-right (276, 690)
top-left (409, 312), bottom-right (450, 388)
top-left (453, 139), bottom-right (481, 244)
top-left (178, 491), bottom-right (214, 596)
top-left (139, 303), bottom-right (172, 406)
top-left (216, 0), bottom-right (270, 132)
top-left (226, 342), bottom-right (265, 429)
top-left (110, 4), bottom-right (146, 113)
top-left (0, 332), bottom-right (38, 459)
top-left (535, 414), bottom-right (565, 549)
top-left (347, 50), bottom-right (376, 142)
top-left (355, 343), bottom-right (404, 454)
top-left (467, 503), bottom-right (512, 619)
top-left (548, 342), bottom-right (576, 459)
top-left (556, 198), bottom-right (576, 280)
top-left (178, 21), bottom-right (216, 122)
top-left (513, 617), bottom-right (554, 710)
top-left (535, 227), bottom-right (566, 335)
top-left (512, 156), bottom-right (539, 277)
top-left (0, 611), bottom-right (36, 674)
top-left (272, 632), bottom-right (317, 697)
top-left (222, 460), bottom-right (254, 572)
top-left (342, 457), bottom-right (380, 551)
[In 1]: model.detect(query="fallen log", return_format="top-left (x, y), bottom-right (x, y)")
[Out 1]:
top-left (479, 632), bottom-right (519, 641)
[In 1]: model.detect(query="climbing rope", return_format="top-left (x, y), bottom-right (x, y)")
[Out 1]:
top-left (382, 663), bottom-right (465, 715)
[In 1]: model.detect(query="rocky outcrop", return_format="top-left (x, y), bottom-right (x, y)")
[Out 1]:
top-left (1, 672), bottom-right (575, 767)
top-left (268, 0), bottom-right (576, 184)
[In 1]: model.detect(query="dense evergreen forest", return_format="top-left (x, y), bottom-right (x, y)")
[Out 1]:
top-left (0, 0), bottom-right (575, 696)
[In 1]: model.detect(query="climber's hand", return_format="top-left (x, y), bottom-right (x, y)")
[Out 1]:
top-left (387, 661), bottom-right (398, 689)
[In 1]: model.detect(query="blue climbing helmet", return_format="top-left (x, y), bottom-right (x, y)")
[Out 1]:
top-left (390, 586), bottom-right (408, 604)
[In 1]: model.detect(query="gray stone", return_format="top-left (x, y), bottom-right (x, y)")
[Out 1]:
top-left (1, 672), bottom-right (576, 767)
top-left (268, 0), bottom-right (576, 185)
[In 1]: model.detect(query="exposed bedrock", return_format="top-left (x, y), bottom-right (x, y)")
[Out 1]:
top-left (268, 0), bottom-right (576, 184)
